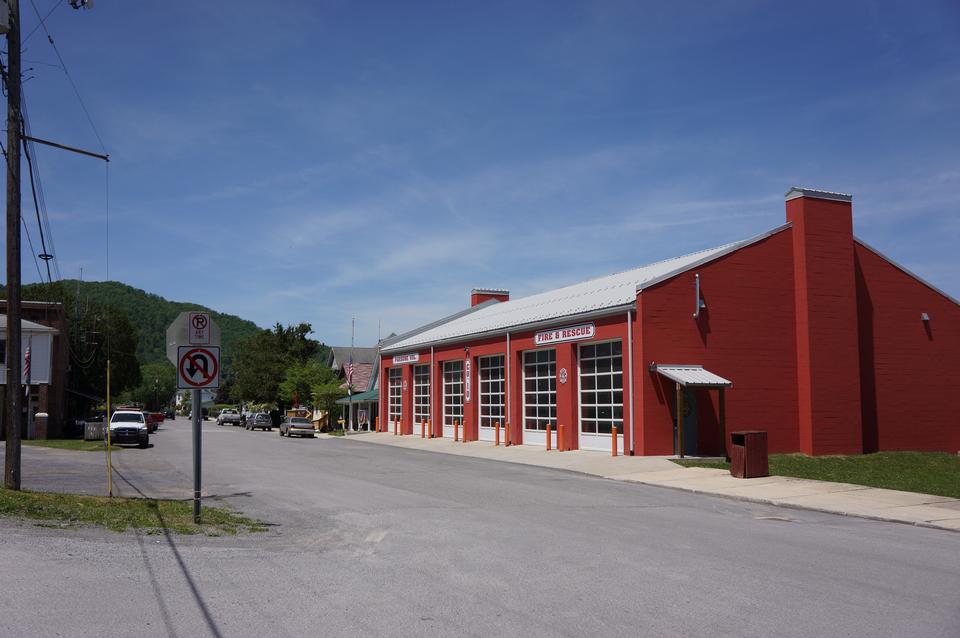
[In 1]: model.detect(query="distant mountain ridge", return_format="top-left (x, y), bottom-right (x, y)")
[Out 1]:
top-left (20, 280), bottom-right (263, 369)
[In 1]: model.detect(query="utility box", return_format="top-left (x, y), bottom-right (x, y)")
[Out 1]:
top-left (730, 431), bottom-right (769, 478)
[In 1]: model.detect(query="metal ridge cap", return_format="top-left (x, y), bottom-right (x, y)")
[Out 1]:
top-left (854, 237), bottom-right (960, 306)
top-left (636, 223), bottom-right (792, 293)
top-left (380, 303), bottom-right (636, 354)
top-left (785, 187), bottom-right (853, 202)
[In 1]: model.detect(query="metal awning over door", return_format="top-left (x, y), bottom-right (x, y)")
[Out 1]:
top-left (653, 365), bottom-right (732, 388)
top-left (652, 365), bottom-right (732, 458)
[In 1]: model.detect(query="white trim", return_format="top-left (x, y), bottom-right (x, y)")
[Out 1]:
top-left (478, 354), bottom-right (505, 441)
top-left (634, 223), bottom-right (791, 294)
top-left (626, 310), bottom-right (634, 456)
top-left (522, 348), bottom-right (556, 446)
top-left (577, 339), bottom-right (624, 453)
top-left (442, 360), bottom-right (464, 438)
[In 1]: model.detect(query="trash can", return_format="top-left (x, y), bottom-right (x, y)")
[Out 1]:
top-left (84, 421), bottom-right (106, 441)
top-left (730, 431), bottom-right (769, 478)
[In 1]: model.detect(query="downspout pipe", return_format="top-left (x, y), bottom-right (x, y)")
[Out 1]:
top-left (627, 309), bottom-right (635, 456)
top-left (506, 332), bottom-right (511, 443)
top-left (430, 345), bottom-right (435, 437)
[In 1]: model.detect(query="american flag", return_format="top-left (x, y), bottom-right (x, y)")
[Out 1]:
top-left (23, 339), bottom-right (31, 392)
top-left (346, 354), bottom-right (354, 386)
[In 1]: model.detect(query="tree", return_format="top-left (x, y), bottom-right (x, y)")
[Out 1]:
top-left (232, 322), bottom-right (331, 406)
top-left (127, 361), bottom-right (177, 410)
top-left (279, 360), bottom-right (339, 407)
top-left (311, 379), bottom-right (346, 422)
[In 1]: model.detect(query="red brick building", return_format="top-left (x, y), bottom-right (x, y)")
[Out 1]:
top-left (378, 188), bottom-right (960, 456)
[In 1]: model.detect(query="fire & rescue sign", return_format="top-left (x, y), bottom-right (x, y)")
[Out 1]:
top-left (177, 346), bottom-right (220, 389)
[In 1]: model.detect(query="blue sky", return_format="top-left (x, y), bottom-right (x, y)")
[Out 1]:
top-left (8, 0), bottom-right (960, 346)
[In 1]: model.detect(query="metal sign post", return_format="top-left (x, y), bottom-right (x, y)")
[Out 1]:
top-left (192, 388), bottom-right (201, 523)
top-left (167, 311), bottom-right (220, 525)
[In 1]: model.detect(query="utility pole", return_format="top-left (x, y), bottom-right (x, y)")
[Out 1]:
top-left (4, 0), bottom-right (23, 491)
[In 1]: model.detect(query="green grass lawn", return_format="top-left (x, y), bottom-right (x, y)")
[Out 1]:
top-left (674, 452), bottom-right (960, 499)
top-left (0, 488), bottom-right (268, 535)
top-left (23, 439), bottom-right (118, 452)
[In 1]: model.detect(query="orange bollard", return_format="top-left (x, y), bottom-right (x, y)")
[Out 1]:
top-left (495, 421), bottom-right (500, 446)
top-left (558, 424), bottom-right (564, 452)
top-left (454, 419), bottom-right (459, 442)
top-left (505, 422), bottom-right (511, 446)
top-left (611, 425), bottom-right (618, 457)
top-left (546, 423), bottom-right (552, 451)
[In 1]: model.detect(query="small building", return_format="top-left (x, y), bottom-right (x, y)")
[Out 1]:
top-left (329, 346), bottom-right (379, 430)
top-left (0, 309), bottom-right (63, 439)
top-left (378, 188), bottom-right (960, 456)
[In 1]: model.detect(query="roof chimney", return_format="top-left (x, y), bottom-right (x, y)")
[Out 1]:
top-left (471, 288), bottom-right (509, 307)
top-left (785, 187), bottom-right (862, 455)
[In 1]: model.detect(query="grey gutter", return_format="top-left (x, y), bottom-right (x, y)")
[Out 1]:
top-left (382, 302), bottom-right (637, 354)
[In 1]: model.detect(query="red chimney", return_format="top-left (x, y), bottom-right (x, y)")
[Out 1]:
top-left (471, 288), bottom-right (509, 307)
top-left (786, 187), bottom-right (862, 455)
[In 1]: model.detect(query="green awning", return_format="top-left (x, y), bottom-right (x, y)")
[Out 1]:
top-left (336, 388), bottom-right (379, 405)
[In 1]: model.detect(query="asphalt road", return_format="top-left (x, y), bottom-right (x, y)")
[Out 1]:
top-left (1, 417), bottom-right (958, 638)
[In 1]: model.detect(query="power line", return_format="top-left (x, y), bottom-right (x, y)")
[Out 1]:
top-left (22, 0), bottom-right (63, 46)
top-left (20, 94), bottom-right (60, 281)
top-left (26, 0), bottom-right (106, 154)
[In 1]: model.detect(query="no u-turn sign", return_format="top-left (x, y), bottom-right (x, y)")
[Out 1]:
top-left (177, 346), bottom-right (220, 389)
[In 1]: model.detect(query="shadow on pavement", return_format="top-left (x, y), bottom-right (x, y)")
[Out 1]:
top-left (113, 467), bottom-right (225, 638)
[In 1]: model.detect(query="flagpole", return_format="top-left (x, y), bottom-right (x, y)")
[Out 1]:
top-left (24, 336), bottom-right (32, 440)
top-left (348, 317), bottom-right (354, 434)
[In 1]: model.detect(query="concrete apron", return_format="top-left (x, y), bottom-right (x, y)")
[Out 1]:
top-left (339, 431), bottom-right (960, 533)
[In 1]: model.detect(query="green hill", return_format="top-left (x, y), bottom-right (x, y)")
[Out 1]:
top-left (19, 280), bottom-right (263, 372)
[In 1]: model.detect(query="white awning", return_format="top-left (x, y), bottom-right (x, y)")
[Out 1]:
top-left (654, 365), bottom-right (732, 388)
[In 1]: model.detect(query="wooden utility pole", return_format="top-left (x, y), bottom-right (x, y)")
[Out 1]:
top-left (4, 0), bottom-right (22, 490)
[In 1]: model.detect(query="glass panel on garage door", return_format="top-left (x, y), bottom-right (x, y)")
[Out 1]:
top-left (443, 360), bottom-right (464, 438)
top-left (413, 364), bottom-right (430, 434)
top-left (523, 349), bottom-right (556, 446)
top-left (478, 355), bottom-right (504, 441)
top-left (578, 340), bottom-right (624, 452)
top-left (388, 367), bottom-right (402, 430)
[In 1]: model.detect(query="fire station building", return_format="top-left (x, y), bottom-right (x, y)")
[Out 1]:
top-left (378, 188), bottom-right (960, 457)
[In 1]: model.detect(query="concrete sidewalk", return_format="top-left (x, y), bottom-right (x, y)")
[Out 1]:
top-left (339, 431), bottom-right (960, 533)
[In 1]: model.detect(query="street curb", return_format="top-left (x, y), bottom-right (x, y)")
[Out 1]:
top-left (610, 475), bottom-right (960, 534)
top-left (336, 435), bottom-right (960, 534)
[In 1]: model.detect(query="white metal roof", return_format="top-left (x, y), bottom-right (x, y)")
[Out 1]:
top-left (0, 315), bottom-right (58, 334)
top-left (383, 225), bottom-right (789, 353)
top-left (654, 365), bottom-right (733, 388)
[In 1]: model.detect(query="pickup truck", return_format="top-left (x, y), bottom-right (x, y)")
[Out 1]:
top-left (217, 408), bottom-right (242, 427)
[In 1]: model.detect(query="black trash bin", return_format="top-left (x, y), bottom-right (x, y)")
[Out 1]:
top-left (730, 431), bottom-right (769, 478)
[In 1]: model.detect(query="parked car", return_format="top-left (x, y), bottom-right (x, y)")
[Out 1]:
top-left (144, 412), bottom-right (163, 433)
top-left (217, 408), bottom-right (241, 427)
top-left (109, 410), bottom-right (149, 448)
top-left (246, 412), bottom-right (273, 431)
top-left (280, 416), bottom-right (315, 438)
top-left (164, 410), bottom-right (175, 420)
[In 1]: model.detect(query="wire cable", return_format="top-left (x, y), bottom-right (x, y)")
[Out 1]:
top-left (23, 0), bottom-right (64, 46)
top-left (27, 0), bottom-right (106, 154)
